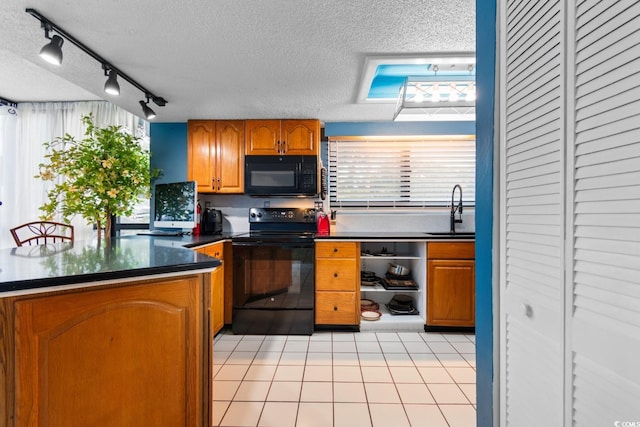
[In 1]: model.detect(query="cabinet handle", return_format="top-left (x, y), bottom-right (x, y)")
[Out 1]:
top-left (333, 273), bottom-right (338, 278)
top-left (281, 140), bottom-right (287, 154)
top-left (217, 178), bottom-right (221, 191)
top-left (333, 248), bottom-right (338, 253)
top-left (333, 306), bottom-right (338, 311)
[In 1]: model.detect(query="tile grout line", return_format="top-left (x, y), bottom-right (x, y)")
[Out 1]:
top-left (214, 330), bottom-right (476, 426)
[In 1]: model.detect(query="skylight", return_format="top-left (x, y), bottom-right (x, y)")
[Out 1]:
top-left (357, 54), bottom-right (476, 121)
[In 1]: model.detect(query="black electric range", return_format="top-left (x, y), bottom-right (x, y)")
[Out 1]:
top-left (231, 207), bottom-right (317, 335)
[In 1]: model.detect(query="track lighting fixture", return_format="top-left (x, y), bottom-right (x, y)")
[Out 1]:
top-left (139, 96), bottom-right (157, 120)
top-left (26, 8), bottom-right (167, 118)
top-left (103, 65), bottom-right (120, 96)
top-left (39, 23), bottom-right (63, 65)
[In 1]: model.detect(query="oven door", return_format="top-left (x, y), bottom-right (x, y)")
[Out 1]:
top-left (232, 240), bottom-right (314, 334)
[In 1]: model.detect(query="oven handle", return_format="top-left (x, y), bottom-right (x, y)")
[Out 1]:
top-left (232, 241), bottom-right (264, 246)
top-left (232, 240), bottom-right (315, 249)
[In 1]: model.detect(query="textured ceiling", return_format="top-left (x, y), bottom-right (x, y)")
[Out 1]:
top-left (0, 0), bottom-right (475, 123)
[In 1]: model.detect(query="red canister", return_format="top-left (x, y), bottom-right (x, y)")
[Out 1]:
top-left (316, 210), bottom-right (330, 235)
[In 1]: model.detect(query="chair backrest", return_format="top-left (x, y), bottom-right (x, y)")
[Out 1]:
top-left (10, 221), bottom-right (74, 247)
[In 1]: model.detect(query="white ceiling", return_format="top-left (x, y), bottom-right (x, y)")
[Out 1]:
top-left (0, 0), bottom-right (475, 123)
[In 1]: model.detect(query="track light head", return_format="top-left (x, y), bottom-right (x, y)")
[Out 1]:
top-left (27, 9), bottom-right (167, 119)
top-left (139, 99), bottom-right (156, 120)
top-left (40, 34), bottom-right (64, 65)
top-left (103, 68), bottom-right (120, 96)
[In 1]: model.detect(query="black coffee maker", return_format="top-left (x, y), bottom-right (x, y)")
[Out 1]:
top-left (201, 208), bottom-right (223, 234)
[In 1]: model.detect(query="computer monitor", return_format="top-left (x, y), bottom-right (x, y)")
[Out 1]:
top-left (153, 181), bottom-right (197, 229)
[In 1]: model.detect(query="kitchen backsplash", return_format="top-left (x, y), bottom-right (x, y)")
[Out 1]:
top-left (199, 194), bottom-right (474, 234)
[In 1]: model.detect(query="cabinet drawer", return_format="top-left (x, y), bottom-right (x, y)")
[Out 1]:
top-left (427, 242), bottom-right (475, 259)
top-left (316, 259), bottom-right (358, 291)
top-left (195, 242), bottom-right (224, 259)
top-left (315, 291), bottom-right (357, 324)
top-left (315, 242), bottom-right (358, 258)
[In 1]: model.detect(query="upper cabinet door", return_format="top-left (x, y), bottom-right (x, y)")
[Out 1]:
top-left (245, 120), bottom-right (281, 155)
top-left (245, 119), bottom-right (319, 155)
top-left (281, 120), bottom-right (319, 155)
top-left (188, 120), bottom-right (216, 192)
top-left (215, 120), bottom-right (244, 193)
top-left (188, 120), bottom-right (244, 194)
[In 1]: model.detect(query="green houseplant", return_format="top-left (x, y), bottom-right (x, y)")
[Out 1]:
top-left (36, 114), bottom-right (158, 238)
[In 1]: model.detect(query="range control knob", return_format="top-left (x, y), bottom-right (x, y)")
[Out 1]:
top-left (303, 209), bottom-right (316, 222)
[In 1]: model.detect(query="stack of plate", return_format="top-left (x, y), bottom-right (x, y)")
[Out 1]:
top-left (386, 294), bottom-right (419, 315)
top-left (361, 298), bottom-right (381, 321)
top-left (361, 270), bottom-right (383, 286)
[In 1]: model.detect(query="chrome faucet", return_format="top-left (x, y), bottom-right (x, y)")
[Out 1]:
top-left (450, 184), bottom-right (463, 234)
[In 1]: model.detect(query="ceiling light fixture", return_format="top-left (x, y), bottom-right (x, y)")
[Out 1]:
top-left (26, 8), bottom-right (167, 119)
top-left (103, 65), bottom-right (120, 96)
top-left (393, 57), bottom-right (476, 121)
top-left (139, 96), bottom-right (157, 120)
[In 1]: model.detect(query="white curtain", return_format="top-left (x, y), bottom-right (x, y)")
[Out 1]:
top-left (0, 101), bottom-right (147, 249)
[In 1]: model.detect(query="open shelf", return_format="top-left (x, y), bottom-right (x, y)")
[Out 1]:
top-left (360, 303), bottom-right (425, 332)
top-left (360, 284), bottom-right (420, 293)
top-left (361, 254), bottom-right (421, 260)
top-left (359, 240), bottom-right (426, 331)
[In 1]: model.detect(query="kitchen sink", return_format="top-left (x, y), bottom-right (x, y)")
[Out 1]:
top-left (425, 232), bottom-right (475, 237)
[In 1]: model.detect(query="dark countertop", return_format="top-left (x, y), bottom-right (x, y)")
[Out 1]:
top-left (0, 230), bottom-right (473, 295)
top-left (315, 232), bottom-right (475, 241)
top-left (119, 232), bottom-right (239, 248)
top-left (0, 237), bottom-right (222, 294)
top-left (128, 230), bottom-right (475, 243)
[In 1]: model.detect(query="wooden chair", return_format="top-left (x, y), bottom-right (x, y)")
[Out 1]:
top-left (10, 221), bottom-right (74, 247)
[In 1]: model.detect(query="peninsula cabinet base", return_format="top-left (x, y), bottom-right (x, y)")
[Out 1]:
top-left (0, 274), bottom-right (212, 427)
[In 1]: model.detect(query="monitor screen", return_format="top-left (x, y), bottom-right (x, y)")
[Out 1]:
top-left (153, 181), bottom-right (197, 229)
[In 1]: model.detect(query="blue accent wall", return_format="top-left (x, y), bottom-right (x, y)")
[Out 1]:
top-left (324, 121), bottom-right (475, 136)
top-left (476, 0), bottom-right (496, 425)
top-left (150, 122), bottom-right (188, 183)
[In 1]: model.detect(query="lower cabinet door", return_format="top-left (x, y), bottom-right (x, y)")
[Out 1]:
top-left (427, 259), bottom-right (475, 327)
top-left (315, 291), bottom-right (357, 325)
top-left (13, 277), bottom-right (205, 427)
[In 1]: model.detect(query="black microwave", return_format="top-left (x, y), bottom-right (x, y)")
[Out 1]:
top-left (244, 155), bottom-right (318, 196)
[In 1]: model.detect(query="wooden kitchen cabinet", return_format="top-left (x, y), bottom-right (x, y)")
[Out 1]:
top-left (426, 242), bottom-right (475, 328)
top-left (10, 276), bottom-right (208, 426)
top-left (188, 120), bottom-right (244, 193)
top-left (315, 242), bottom-right (360, 327)
top-left (245, 119), bottom-right (319, 155)
top-left (195, 241), bottom-right (226, 335)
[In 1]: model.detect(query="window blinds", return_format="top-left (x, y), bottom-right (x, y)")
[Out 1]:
top-left (328, 137), bottom-right (476, 208)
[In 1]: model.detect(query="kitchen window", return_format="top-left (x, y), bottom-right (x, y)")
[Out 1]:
top-left (328, 136), bottom-right (475, 208)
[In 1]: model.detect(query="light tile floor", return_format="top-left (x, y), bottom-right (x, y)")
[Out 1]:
top-left (212, 330), bottom-right (476, 427)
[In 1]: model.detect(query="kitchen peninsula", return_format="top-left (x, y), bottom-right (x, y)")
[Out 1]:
top-left (0, 238), bottom-right (221, 426)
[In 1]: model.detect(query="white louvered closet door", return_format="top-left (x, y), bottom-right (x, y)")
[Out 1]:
top-left (571, 0), bottom-right (640, 424)
top-left (500, 0), bottom-right (565, 426)
top-left (501, 0), bottom-right (640, 425)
